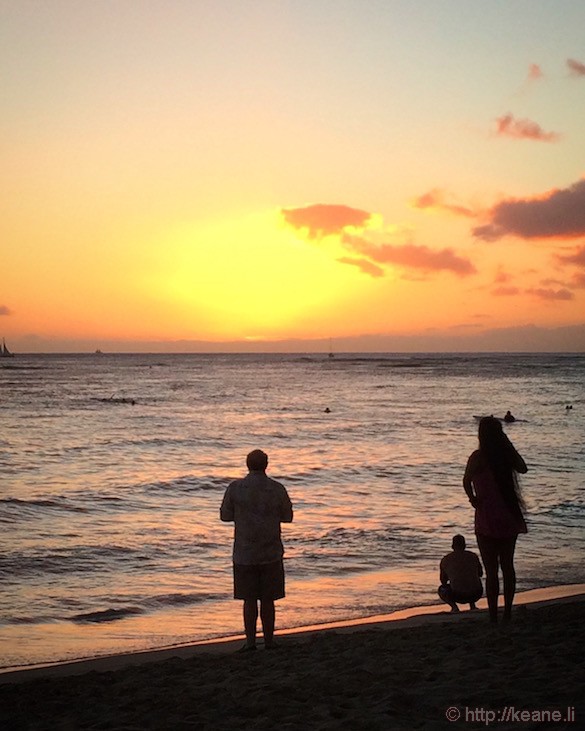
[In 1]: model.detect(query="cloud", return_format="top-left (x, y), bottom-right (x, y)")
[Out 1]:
top-left (473, 179), bottom-right (585, 241)
top-left (494, 269), bottom-right (512, 284)
top-left (528, 63), bottom-right (543, 81)
top-left (336, 257), bottom-right (385, 278)
top-left (526, 288), bottom-right (574, 301)
top-left (282, 201), bottom-right (475, 280)
top-left (343, 234), bottom-right (476, 277)
top-left (567, 58), bottom-right (585, 77)
top-left (412, 189), bottom-right (475, 218)
top-left (494, 114), bottom-right (560, 142)
top-left (556, 244), bottom-right (585, 267)
top-left (493, 286), bottom-right (520, 296)
top-left (282, 204), bottom-right (371, 238)
top-left (570, 272), bottom-right (585, 288)
top-left (0, 305), bottom-right (12, 316)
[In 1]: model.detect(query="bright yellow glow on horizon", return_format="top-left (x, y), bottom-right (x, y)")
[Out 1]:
top-left (149, 211), bottom-right (373, 341)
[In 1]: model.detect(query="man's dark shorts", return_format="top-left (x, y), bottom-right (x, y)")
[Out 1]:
top-left (233, 560), bottom-right (285, 601)
top-left (438, 584), bottom-right (483, 605)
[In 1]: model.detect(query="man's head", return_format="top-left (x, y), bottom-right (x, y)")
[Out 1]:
top-left (246, 449), bottom-right (268, 472)
top-left (452, 534), bottom-right (466, 550)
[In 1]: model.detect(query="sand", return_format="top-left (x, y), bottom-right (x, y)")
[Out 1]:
top-left (1, 590), bottom-right (583, 730)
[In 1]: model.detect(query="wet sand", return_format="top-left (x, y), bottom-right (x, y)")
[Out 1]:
top-left (1, 588), bottom-right (583, 730)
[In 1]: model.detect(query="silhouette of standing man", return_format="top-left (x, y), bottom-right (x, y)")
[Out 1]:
top-left (220, 449), bottom-right (293, 651)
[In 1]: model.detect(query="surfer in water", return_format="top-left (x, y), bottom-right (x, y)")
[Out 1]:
top-left (504, 410), bottom-right (515, 423)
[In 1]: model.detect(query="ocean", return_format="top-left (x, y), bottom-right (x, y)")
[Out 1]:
top-left (1, 352), bottom-right (583, 669)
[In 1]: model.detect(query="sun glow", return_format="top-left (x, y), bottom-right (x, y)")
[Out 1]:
top-left (151, 211), bottom-right (367, 341)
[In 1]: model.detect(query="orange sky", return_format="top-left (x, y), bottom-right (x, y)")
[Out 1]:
top-left (2, 2), bottom-right (585, 352)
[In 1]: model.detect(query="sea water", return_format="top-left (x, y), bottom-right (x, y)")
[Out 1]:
top-left (1, 353), bottom-right (583, 669)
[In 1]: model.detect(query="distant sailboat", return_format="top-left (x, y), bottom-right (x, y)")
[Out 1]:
top-left (1, 338), bottom-right (14, 358)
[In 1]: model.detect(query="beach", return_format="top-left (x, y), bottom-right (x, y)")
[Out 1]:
top-left (2, 589), bottom-right (583, 730)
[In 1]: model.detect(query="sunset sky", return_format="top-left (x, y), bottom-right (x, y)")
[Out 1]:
top-left (2, 1), bottom-right (585, 352)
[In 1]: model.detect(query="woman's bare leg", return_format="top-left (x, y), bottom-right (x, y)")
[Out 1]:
top-left (499, 536), bottom-right (518, 622)
top-left (477, 535), bottom-right (500, 623)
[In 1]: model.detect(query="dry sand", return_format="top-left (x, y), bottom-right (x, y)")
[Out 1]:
top-left (1, 590), bottom-right (583, 730)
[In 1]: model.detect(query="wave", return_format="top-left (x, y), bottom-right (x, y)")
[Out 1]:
top-left (72, 607), bottom-right (144, 623)
top-left (144, 592), bottom-right (225, 609)
top-left (1, 591), bottom-right (226, 627)
top-left (531, 500), bottom-right (585, 529)
top-left (142, 475), bottom-right (229, 493)
top-left (0, 544), bottom-right (147, 579)
top-left (0, 497), bottom-right (89, 514)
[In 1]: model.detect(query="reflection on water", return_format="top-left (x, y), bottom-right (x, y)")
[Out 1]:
top-left (1, 353), bottom-right (584, 667)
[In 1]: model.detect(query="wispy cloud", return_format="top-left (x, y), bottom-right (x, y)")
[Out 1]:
top-left (494, 269), bottom-right (512, 284)
top-left (526, 287), bottom-right (574, 301)
top-left (494, 113), bottom-right (560, 142)
top-left (282, 204), bottom-right (371, 238)
top-left (473, 179), bottom-right (585, 241)
top-left (556, 244), bottom-right (585, 267)
top-left (0, 305), bottom-right (12, 316)
top-left (492, 286), bottom-right (520, 296)
top-left (412, 189), bottom-right (475, 218)
top-left (555, 245), bottom-right (585, 289)
top-left (527, 63), bottom-right (544, 81)
top-left (570, 272), bottom-right (585, 288)
top-left (343, 234), bottom-right (476, 277)
top-left (567, 58), bottom-right (585, 77)
top-left (337, 257), bottom-right (385, 278)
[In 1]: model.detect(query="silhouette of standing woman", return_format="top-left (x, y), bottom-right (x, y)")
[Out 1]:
top-left (463, 416), bottom-right (528, 623)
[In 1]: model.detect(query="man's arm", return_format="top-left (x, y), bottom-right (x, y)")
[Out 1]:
top-left (440, 566), bottom-right (448, 585)
top-left (220, 485), bottom-right (234, 522)
top-left (463, 450), bottom-right (480, 506)
top-left (512, 448), bottom-right (528, 474)
top-left (280, 488), bottom-right (293, 523)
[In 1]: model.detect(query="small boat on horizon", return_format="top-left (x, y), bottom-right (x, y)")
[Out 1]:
top-left (0, 338), bottom-right (14, 358)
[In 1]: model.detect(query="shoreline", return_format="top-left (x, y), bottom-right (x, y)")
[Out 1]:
top-left (1, 588), bottom-right (583, 731)
top-left (2, 583), bottom-right (583, 685)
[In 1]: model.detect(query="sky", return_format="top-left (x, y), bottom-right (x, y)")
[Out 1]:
top-left (2, 0), bottom-right (585, 352)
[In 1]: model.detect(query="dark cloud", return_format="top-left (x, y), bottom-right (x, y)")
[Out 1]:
top-left (526, 288), bottom-right (574, 301)
top-left (412, 189), bottom-right (475, 217)
top-left (567, 58), bottom-right (585, 77)
top-left (0, 305), bottom-right (12, 316)
top-left (492, 286), bottom-right (520, 296)
top-left (473, 179), bottom-right (585, 241)
top-left (343, 234), bottom-right (476, 277)
top-left (494, 114), bottom-right (560, 142)
top-left (337, 257), bottom-right (384, 278)
top-left (282, 204), bottom-right (371, 238)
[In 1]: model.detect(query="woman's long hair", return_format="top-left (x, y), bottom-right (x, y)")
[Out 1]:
top-left (478, 416), bottom-right (525, 517)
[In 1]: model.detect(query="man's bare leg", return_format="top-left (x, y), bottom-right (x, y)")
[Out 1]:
top-left (260, 599), bottom-right (276, 647)
top-left (242, 599), bottom-right (258, 649)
